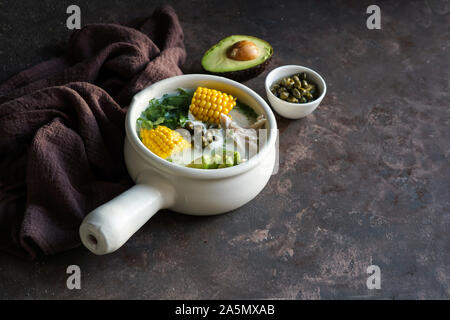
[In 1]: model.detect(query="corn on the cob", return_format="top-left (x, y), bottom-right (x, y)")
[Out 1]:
top-left (189, 87), bottom-right (236, 124)
top-left (140, 125), bottom-right (190, 159)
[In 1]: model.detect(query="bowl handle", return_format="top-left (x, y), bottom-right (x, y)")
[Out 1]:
top-left (79, 183), bottom-right (173, 255)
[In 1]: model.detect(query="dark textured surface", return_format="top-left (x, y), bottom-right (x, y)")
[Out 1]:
top-left (0, 0), bottom-right (449, 299)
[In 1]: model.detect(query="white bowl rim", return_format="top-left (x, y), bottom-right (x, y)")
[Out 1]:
top-left (265, 65), bottom-right (327, 108)
top-left (126, 74), bottom-right (278, 179)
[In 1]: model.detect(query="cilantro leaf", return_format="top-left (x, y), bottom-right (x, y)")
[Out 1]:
top-left (137, 88), bottom-right (193, 131)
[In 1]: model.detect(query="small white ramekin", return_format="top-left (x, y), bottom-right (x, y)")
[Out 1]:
top-left (265, 65), bottom-right (327, 119)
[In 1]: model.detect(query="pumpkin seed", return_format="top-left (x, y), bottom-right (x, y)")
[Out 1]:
top-left (287, 96), bottom-right (299, 103)
top-left (292, 88), bottom-right (302, 99)
top-left (280, 91), bottom-right (289, 100)
top-left (271, 72), bottom-right (319, 104)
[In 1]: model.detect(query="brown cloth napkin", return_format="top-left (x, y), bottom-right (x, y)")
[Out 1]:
top-left (0, 5), bottom-right (186, 259)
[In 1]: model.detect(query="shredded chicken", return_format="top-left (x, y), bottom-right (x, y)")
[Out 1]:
top-left (219, 113), bottom-right (266, 158)
top-left (249, 114), bottom-right (267, 129)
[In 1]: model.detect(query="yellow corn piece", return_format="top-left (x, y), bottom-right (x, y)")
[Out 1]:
top-left (189, 87), bottom-right (236, 124)
top-left (140, 125), bottom-right (190, 159)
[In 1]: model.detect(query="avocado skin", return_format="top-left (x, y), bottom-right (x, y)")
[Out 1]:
top-left (202, 56), bottom-right (272, 82)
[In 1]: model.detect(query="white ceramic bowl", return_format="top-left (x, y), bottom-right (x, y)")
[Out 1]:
top-left (80, 74), bottom-right (278, 255)
top-left (265, 65), bottom-right (326, 119)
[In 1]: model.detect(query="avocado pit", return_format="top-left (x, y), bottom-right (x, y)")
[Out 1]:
top-left (227, 40), bottom-right (259, 61)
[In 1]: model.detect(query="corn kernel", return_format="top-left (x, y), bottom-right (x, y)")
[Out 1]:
top-left (140, 125), bottom-right (190, 159)
top-left (189, 87), bottom-right (237, 124)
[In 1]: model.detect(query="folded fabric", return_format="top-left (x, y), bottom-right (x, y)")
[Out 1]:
top-left (0, 5), bottom-right (186, 259)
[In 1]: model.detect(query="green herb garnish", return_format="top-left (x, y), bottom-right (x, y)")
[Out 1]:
top-left (137, 88), bottom-right (193, 130)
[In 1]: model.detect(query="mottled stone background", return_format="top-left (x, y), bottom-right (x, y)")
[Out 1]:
top-left (0, 0), bottom-right (448, 299)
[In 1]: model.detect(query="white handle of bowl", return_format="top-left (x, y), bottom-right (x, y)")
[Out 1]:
top-left (79, 183), bottom-right (171, 255)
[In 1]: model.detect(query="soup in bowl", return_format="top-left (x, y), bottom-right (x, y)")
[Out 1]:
top-left (79, 74), bottom-right (278, 255)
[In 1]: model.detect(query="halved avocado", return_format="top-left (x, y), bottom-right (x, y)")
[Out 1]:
top-left (201, 35), bottom-right (273, 82)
